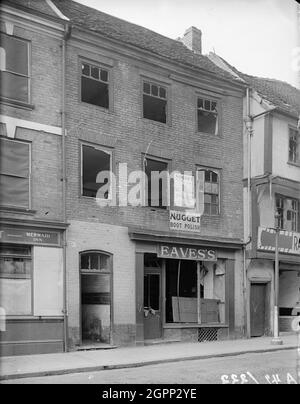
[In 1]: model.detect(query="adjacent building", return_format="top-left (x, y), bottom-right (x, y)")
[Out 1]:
top-left (209, 53), bottom-right (300, 338)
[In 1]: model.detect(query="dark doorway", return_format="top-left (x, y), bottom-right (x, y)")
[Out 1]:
top-left (250, 283), bottom-right (267, 337)
top-left (144, 268), bottom-right (162, 340)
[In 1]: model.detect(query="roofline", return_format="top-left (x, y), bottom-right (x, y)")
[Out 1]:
top-left (70, 24), bottom-right (247, 91)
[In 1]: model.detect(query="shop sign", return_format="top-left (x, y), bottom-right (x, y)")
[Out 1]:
top-left (169, 210), bottom-right (202, 233)
top-left (0, 227), bottom-right (61, 246)
top-left (258, 227), bottom-right (300, 255)
top-left (157, 244), bottom-right (217, 261)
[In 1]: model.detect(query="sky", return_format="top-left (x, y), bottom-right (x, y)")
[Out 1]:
top-left (75, 0), bottom-right (299, 88)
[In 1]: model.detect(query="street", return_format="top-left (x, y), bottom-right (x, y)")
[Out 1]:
top-left (2, 349), bottom-right (298, 384)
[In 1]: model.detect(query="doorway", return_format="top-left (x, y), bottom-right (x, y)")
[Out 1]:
top-left (250, 283), bottom-right (267, 337)
top-left (80, 251), bottom-right (112, 344)
top-left (144, 267), bottom-right (162, 340)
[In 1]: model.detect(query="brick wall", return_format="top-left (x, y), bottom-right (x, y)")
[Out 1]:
top-left (64, 39), bottom-right (244, 240)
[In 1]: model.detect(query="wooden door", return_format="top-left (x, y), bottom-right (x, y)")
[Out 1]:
top-left (144, 270), bottom-right (162, 340)
top-left (250, 283), bottom-right (266, 337)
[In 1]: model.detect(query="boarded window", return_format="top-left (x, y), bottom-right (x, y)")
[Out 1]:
top-left (81, 62), bottom-right (109, 108)
top-left (143, 81), bottom-right (167, 123)
top-left (144, 157), bottom-right (168, 209)
top-left (197, 98), bottom-right (218, 134)
top-left (0, 34), bottom-right (30, 104)
top-left (82, 144), bottom-right (111, 198)
top-left (0, 137), bottom-right (30, 208)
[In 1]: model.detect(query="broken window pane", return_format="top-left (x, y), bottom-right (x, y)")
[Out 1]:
top-left (81, 76), bottom-right (109, 108)
top-left (81, 62), bottom-right (109, 108)
top-left (197, 98), bottom-right (218, 135)
top-left (82, 145), bottom-right (111, 198)
top-left (143, 82), bottom-right (167, 123)
top-left (144, 158), bottom-right (168, 209)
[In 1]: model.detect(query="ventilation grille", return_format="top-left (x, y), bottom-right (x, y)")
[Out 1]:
top-left (198, 328), bottom-right (219, 342)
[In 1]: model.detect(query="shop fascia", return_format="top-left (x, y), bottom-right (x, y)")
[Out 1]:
top-left (94, 163), bottom-right (205, 211)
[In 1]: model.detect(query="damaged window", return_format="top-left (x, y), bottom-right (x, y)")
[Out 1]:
top-left (276, 195), bottom-right (299, 232)
top-left (81, 62), bottom-right (109, 108)
top-left (143, 81), bottom-right (167, 123)
top-left (197, 98), bottom-right (218, 134)
top-left (197, 169), bottom-right (220, 215)
top-left (0, 33), bottom-right (30, 104)
top-left (82, 144), bottom-right (112, 199)
top-left (144, 157), bottom-right (169, 209)
top-left (165, 260), bottom-right (225, 324)
top-left (0, 137), bottom-right (30, 208)
top-left (288, 128), bottom-right (299, 164)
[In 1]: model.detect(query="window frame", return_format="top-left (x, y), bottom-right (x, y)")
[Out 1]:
top-left (80, 142), bottom-right (113, 201)
top-left (288, 126), bottom-right (300, 166)
top-left (0, 32), bottom-right (31, 107)
top-left (79, 58), bottom-right (112, 111)
top-left (196, 167), bottom-right (221, 216)
top-left (141, 77), bottom-right (170, 125)
top-left (275, 194), bottom-right (299, 232)
top-left (142, 154), bottom-right (170, 210)
top-left (0, 137), bottom-right (32, 210)
top-left (0, 244), bottom-right (33, 316)
top-left (196, 93), bottom-right (221, 136)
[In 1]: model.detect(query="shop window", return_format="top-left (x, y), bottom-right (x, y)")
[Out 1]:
top-left (0, 137), bottom-right (31, 209)
top-left (0, 245), bottom-right (32, 315)
top-left (197, 97), bottom-right (218, 135)
top-left (288, 128), bottom-right (299, 164)
top-left (144, 157), bottom-right (169, 209)
top-left (143, 81), bottom-right (167, 123)
top-left (276, 195), bottom-right (299, 232)
top-left (165, 260), bottom-right (225, 325)
top-left (0, 33), bottom-right (30, 104)
top-left (82, 144), bottom-right (112, 199)
top-left (81, 62), bottom-right (109, 108)
top-left (197, 168), bottom-right (220, 215)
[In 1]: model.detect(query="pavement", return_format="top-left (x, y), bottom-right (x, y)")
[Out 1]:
top-left (0, 334), bottom-right (298, 381)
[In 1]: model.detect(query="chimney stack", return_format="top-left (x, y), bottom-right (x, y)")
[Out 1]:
top-left (180, 26), bottom-right (202, 54)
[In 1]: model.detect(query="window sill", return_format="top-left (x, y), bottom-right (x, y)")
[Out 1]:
top-left (0, 98), bottom-right (35, 111)
top-left (196, 130), bottom-right (222, 139)
top-left (0, 206), bottom-right (36, 215)
top-left (80, 100), bottom-right (113, 115)
top-left (287, 161), bottom-right (300, 168)
top-left (142, 117), bottom-right (171, 128)
top-left (163, 323), bottom-right (228, 329)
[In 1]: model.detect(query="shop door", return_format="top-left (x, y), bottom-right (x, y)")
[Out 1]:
top-left (144, 270), bottom-right (162, 340)
top-left (250, 283), bottom-right (266, 337)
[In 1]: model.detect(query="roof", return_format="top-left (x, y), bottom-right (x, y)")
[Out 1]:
top-left (209, 53), bottom-right (300, 118)
top-left (3, 0), bottom-right (245, 86)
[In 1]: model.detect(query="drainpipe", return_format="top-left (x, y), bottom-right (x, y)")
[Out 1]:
top-left (62, 23), bottom-right (71, 352)
top-left (243, 87), bottom-right (253, 338)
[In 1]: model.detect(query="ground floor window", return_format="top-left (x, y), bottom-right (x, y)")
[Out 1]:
top-left (0, 244), bottom-right (32, 315)
top-left (165, 259), bottom-right (225, 324)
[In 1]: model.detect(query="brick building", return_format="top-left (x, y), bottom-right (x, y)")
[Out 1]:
top-left (0, 0), bottom-right (247, 355)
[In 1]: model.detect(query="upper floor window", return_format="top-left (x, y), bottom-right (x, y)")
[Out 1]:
top-left (276, 195), bottom-right (299, 232)
top-left (0, 33), bottom-right (30, 104)
top-left (197, 168), bottom-right (220, 215)
top-left (81, 144), bottom-right (112, 199)
top-left (197, 97), bottom-right (218, 135)
top-left (81, 62), bottom-right (109, 109)
top-left (288, 128), bottom-right (299, 165)
top-left (0, 137), bottom-right (31, 209)
top-left (144, 157), bottom-right (169, 209)
top-left (143, 81), bottom-right (167, 124)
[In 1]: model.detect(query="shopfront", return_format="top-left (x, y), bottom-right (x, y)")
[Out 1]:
top-left (0, 220), bottom-right (67, 356)
top-left (131, 230), bottom-right (243, 344)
